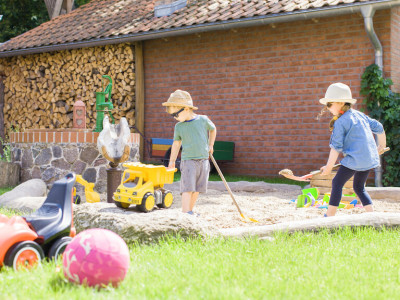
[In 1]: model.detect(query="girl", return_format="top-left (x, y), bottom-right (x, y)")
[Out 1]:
top-left (318, 83), bottom-right (386, 217)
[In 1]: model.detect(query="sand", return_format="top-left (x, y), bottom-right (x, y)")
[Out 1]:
top-left (166, 183), bottom-right (400, 229)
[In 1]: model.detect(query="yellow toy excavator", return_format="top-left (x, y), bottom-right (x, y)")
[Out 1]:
top-left (73, 175), bottom-right (100, 204)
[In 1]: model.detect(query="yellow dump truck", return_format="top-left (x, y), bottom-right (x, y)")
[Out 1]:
top-left (113, 162), bottom-right (177, 212)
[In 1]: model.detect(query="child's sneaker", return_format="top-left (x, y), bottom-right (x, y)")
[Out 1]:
top-left (186, 211), bottom-right (200, 217)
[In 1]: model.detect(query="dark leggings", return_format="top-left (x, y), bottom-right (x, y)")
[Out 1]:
top-left (329, 165), bottom-right (373, 207)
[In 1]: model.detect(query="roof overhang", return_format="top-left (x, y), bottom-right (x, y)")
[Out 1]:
top-left (0, 0), bottom-right (399, 58)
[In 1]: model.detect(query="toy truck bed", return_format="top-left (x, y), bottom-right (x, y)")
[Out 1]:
top-left (122, 162), bottom-right (175, 187)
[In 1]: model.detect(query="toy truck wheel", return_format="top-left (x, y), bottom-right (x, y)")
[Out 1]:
top-left (48, 236), bottom-right (72, 261)
top-left (157, 191), bottom-right (173, 209)
top-left (138, 193), bottom-right (155, 213)
top-left (4, 241), bottom-right (44, 271)
top-left (115, 201), bottom-right (130, 209)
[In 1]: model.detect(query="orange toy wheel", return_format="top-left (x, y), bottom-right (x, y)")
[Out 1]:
top-left (4, 241), bottom-right (44, 271)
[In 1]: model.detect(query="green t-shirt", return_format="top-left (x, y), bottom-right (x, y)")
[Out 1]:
top-left (173, 115), bottom-right (216, 160)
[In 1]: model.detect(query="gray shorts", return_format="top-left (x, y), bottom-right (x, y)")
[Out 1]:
top-left (180, 159), bottom-right (210, 193)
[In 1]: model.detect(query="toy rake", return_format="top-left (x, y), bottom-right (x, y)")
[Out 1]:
top-left (210, 155), bottom-right (258, 223)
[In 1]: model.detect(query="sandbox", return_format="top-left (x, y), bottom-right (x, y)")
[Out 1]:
top-left (71, 181), bottom-right (400, 243)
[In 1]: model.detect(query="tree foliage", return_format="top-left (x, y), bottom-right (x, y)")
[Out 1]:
top-left (361, 64), bottom-right (400, 187)
top-left (0, 0), bottom-right (49, 43)
top-left (0, 0), bottom-right (92, 44)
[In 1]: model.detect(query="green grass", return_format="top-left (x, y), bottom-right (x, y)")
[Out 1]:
top-left (0, 207), bottom-right (21, 217)
top-left (1, 228), bottom-right (399, 299)
top-left (0, 186), bottom-right (13, 195)
top-left (2, 174), bottom-right (395, 298)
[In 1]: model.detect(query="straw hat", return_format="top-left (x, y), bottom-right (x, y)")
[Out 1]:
top-left (162, 90), bottom-right (198, 110)
top-left (319, 83), bottom-right (357, 105)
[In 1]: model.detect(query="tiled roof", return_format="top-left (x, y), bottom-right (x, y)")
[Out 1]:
top-left (0, 0), bottom-right (383, 53)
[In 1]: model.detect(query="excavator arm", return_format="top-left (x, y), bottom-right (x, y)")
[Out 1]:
top-left (74, 175), bottom-right (100, 203)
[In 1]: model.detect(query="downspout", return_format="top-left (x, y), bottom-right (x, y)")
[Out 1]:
top-left (361, 5), bottom-right (384, 187)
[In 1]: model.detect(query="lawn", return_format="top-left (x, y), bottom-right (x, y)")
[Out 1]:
top-left (1, 181), bottom-right (398, 299)
top-left (0, 226), bottom-right (399, 299)
top-left (0, 186), bottom-right (13, 195)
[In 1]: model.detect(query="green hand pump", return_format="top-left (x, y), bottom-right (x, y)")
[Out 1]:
top-left (94, 75), bottom-right (115, 132)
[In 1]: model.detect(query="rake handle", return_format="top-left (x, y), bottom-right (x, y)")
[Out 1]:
top-left (209, 154), bottom-right (244, 215)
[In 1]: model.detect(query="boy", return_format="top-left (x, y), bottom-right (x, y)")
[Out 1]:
top-left (162, 90), bottom-right (217, 215)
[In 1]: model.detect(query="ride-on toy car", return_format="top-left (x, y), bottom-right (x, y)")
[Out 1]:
top-left (113, 162), bottom-right (176, 212)
top-left (0, 173), bottom-right (76, 270)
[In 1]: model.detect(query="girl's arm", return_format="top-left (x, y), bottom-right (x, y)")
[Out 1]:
top-left (321, 148), bottom-right (340, 175)
top-left (208, 129), bottom-right (217, 155)
top-left (168, 140), bottom-right (182, 169)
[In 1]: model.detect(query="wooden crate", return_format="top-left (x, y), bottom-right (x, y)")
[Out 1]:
top-left (311, 167), bottom-right (357, 202)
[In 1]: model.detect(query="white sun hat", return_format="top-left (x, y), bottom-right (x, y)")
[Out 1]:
top-left (319, 82), bottom-right (357, 105)
top-left (162, 89), bottom-right (198, 110)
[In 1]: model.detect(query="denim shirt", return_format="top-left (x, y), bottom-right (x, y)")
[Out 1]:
top-left (330, 109), bottom-right (384, 171)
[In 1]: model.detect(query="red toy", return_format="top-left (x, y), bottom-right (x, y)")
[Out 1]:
top-left (0, 173), bottom-right (76, 270)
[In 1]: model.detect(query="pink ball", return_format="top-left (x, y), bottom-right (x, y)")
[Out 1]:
top-left (62, 228), bottom-right (130, 287)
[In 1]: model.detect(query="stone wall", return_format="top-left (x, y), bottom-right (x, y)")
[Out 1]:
top-left (10, 130), bottom-right (140, 193)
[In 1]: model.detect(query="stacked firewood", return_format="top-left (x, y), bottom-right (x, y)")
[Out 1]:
top-left (0, 43), bottom-right (136, 132)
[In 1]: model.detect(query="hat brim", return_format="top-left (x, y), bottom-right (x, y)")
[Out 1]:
top-left (319, 98), bottom-right (357, 105)
top-left (162, 102), bottom-right (198, 110)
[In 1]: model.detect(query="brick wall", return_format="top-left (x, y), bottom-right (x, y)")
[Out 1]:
top-left (391, 7), bottom-right (400, 92)
top-left (143, 10), bottom-right (391, 177)
top-left (9, 129), bottom-right (140, 145)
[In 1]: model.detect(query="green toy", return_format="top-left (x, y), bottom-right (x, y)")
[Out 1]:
top-left (94, 75), bottom-right (115, 132)
top-left (296, 194), bottom-right (306, 208)
top-left (302, 187), bottom-right (319, 199)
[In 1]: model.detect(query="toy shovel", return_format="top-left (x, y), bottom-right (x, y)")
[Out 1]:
top-left (279, 147), bottom-right (390, 182)
top-left (279, 164), bottom-right (341, 182)
top-left (210, 154), bottom-right (258, 223)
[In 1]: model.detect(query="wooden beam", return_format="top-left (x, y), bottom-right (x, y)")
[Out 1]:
top-left (52, 0), bottom-right (63, 19)
top-left (44, 0), bottom-right (73, 19)
top-left (134, 41), bottom-right (145, 161)
top-left (0, 76), bottom-right (5, 157)
top-left (219, 213), bottom-right (400, 238)
top-left (64, 0), bottom-right (73, 13)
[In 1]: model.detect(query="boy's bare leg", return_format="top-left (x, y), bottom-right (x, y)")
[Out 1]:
top-left (189, 192), bottom-right (199, 211)
top-left (182, 192), bottom-right (192, 212)
top-left (364, 204), bottom-right (373, 212)
top-left (326, 205), bottom-right (338, 217)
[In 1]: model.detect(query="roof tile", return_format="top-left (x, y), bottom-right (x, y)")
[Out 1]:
top-left (0, 0), bottom-right (378, 53)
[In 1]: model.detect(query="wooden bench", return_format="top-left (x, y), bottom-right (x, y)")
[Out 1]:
top-left (150, 138), bottom-right (235, 167)
top-left (150, 138), bottom-right (173, 159)
top-left (311, 166), bottom-right (357, 201)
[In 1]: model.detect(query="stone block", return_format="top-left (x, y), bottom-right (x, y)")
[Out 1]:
top-left (64, 147), bottom-right (79, 164)
top-left (80, 146), bottom-right (99, 165)
top-left (0, 161), bottom-right (20, 188)
top-left (52, 145), bottom-right (62, 158)
top-left (21, 148), bottom-right (33, 168)
top-left (51, 158), bottom-right (70, 170)
top-left (35, 148), bottom-right (52, 165)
